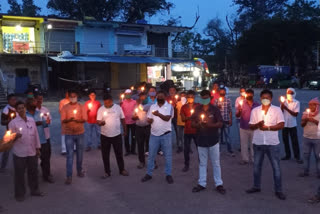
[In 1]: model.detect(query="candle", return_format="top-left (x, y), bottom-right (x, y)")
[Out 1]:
top-left (244, 93), bottom-right (247, 99)
top-left (201, 114), bottom-right (205, 121)
top-left (175, 95), bottom-right (179, 100)
top-left (73, 109), bottom-right (77, 116)
top-left (10, 113), bottom-right (14, 119)
top-left (261, 110), bottom-right (266, 122)
top-left (280, 96), bottom-right (285, 103)
top-left (190, 109), bottom-right (194, 115)
top-left (40, 113), bottom-right (44, 119)
top-left (141, 87), bottom-right (145, 92)
top-left (169, 100), bottom-right (173, 104)
top-left (219, 97), bottom-right (223, 102)
top-left (131, 86), bottom-right (134, 91)
top-left (212, 90), bottom-right (216, 94)
top-left (88, 103), bottom-right (93, 110)
top-left (239, 100), bottom-right (244, 107)
top-left (139, 105), bottom-right (143, 110)
top-left (19, 127), bottom-right (22, 132)
top-left (306, 108), bottom-right (310, 117)
top-left (135, 108), bottom-right (139, 113)
top-left (121, 94), bottom-right (124, 101)
top-left (4, 130), bottom-right (12, 143)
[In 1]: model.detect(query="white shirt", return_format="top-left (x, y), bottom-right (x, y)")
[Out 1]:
top-left (97, 104), bottom-right (124, 138)
top-left (147, 101), bottom-right (173, 136)
top-left (36, 106), bottom-right (51, 139)
top-left (282, 99), bottom-right (300, 128)
top-left (249, 105), bottom-right (285, 146)
top-left (2, 104), bottom-right (15, 115)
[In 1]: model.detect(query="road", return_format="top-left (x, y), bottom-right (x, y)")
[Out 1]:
top-left (0, 88), bottom-right (319, 214)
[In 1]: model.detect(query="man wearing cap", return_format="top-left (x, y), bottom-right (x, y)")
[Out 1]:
top-left (281, 88), bottom-right (303, 164)
top-left (121, 89), bottom-right (137, 156)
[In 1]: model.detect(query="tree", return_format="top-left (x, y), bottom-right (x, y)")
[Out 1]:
top-left (285, 0), bottom-right (320, 22)
top-left (7, 0), bottom-right (22, 16)
top-left (22, 0), bottom-right (41, 16)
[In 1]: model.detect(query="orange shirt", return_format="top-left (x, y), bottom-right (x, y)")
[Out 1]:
top-left (60, 103), bottom-right (87, 135)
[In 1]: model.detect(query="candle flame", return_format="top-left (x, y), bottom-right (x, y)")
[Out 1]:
top-left (169, 100), bottom-right (172, 104)
top-left (141, 87), bottom-right (145, 91)
top-left (239, 100), bottom-right (243, 106)
top-left (73, 110), bottom-right (77, 114)
top-left (88, 103), bottom-right (93, 109)
top-left (191, 109), bottom-right (194, 114)
top-left (280, 96), bottom-right (285, 103)
top-left (40, 113), bottom-right (44, 117)
top-left (307, 108), bottom-right (311, 113)
top-left (131, 86), bottom-right (134, 90)
top-left (139, 105), bottom-right (143, 110)
top-left (103, 112), bottom-right (107, 116)
top-left (219, 97), bottom-right (223, 102)
top-left (212, 90), bottom-right (216, 94)
top-left (175, 95), bottom-right (179, 100)
top-left (10, 113), bottom-right (14, 118)
top-left (135, 108), bottom-right (138, 113)
top-left (19, 128), bottom-right (22, 132)
top-left (6, 130), bottom-right (11, 136)
top-left (201, 114), bottom-right (205, 119)
top-left (121, 94), bottom-right (124, 99)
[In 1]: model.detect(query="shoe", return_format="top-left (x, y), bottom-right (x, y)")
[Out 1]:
top-left (120, 170), bottom-right (129, 176)
top-left (43, 176), bottom-right (55, 184)
top-left (124, 152), bottom-right (130, 156)
top-left (246, 187), bottom-right (261, 194)
top-left (281, 157), bottom-right (290, 160)
top-left (216, 185), bottom-right (226, 195)
top-left (166, 175), bottom-right (174, 184)
top-left (239, 160), bottom-right (249, 165)
top-left (85, 147), bottom-right (91, 152)
top-left (65, 177), bottom-right (72, 185)
top-left (298, 172), bottom-right (309, 177)
top-left (141, 174), bottom-right (152, 182)
top-left (182, 165), bottom-right (189, 172)
top-left (61, 152), bottom-right (67, 156)
top-left (15, 196), bottom-right (25, 202)
top-left (275, 192), bottom-right (286, 200)
top-left (158, 151), bottom-right (164, 156)
top-left (296, 159), bottom-right (303, 164)
top-left (77, 171), bottom-right (85, 178)
top-left (137, 163), bottom-right (145, 169)
top-left (31, 191), bottom-right (45, 197)
top-left (308, 195), bottom-right (320, 204)
top-left (145, 152), bottom-right (149, 156)
top-left (101, 173), bottom-right (110, 179)
top-left (192, 185), bottom-right (206, 193)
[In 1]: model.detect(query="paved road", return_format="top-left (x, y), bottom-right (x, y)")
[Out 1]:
top-left (0, 89), bottom-right (320, 214)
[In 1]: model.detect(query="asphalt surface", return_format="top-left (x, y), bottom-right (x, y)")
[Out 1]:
top-left (0, 88), bottom-right (320, 214)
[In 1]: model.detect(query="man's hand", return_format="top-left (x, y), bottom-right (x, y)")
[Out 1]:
top-left (15, 133), bottom-right (22, 139)
top-left (308, 117), bottom-right (319, 124)
top-left (97, 121), bottom-right (106, 126)
top-left (36, 149), bottom-right (41, 158)
top-left (147, 118), bottom-right (153, 124)
top-left (36, 121), bottom-right (43, 126)
top-left (46, 118), bottom-right (51, 125)
top-left (152, 110), bottom-right (160, 117)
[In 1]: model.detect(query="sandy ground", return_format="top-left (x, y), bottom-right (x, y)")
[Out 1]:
top-left (0, 88), bottom-right (320, 214)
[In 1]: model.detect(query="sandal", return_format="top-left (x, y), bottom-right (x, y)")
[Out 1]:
top-left (101, 173), bottom-right (110, 179)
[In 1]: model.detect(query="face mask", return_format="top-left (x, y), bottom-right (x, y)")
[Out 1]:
top-left (287, 94), bottom-right (293, 101)
top-left (246, 96), bottom-right (253, 101)
top-left (157, 98), bottom-right (165, 105)
top-left (241, 92), bottom-right (246, 97)
top-left (181, 97), bottom-right (187, 105)
top-left (200, 98), bottom-right (211, 105)
top-left (187, 98), bottom-right (194, 104)
top-left (261, 99), bottom-right (271, 106)
top-left (149, 92), bottom-right (156, 97)
top-left (70, 97), bottom-right (77, 103)
top-left (125, 94), bottom-right (131, 99)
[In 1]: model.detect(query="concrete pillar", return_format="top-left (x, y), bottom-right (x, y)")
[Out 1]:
top-left (166, 63), bottom-right (172, 80)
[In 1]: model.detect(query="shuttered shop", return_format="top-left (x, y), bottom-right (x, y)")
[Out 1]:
top-left (117, 35), bottom-right (141, 55)
top-left (48, 30), bottom-right (75, 53)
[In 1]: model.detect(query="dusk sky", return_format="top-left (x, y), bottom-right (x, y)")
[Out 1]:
top-left (0, 0), bottom-right (235, 31)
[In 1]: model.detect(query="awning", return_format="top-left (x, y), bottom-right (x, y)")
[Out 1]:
top-left (49, 55), bottom-right (171, 63)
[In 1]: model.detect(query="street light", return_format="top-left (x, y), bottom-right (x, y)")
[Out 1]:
top-left (47, 24), bottom-right (53, 30)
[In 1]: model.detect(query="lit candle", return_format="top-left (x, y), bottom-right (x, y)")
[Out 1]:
top-left (141, 87), bottom-right (145, 92)
top-left (175, 95), bottom-right (179, 100)
top-left (239, 100), bottom-right (244, 107)
top-left (88, 103), bottom-right (93, 110)
top-left (280, 96), bottom-right (285, 103)
top-left (244, 93), bottom-right (247, 99)
top-left (4, 130), bottom-right (11, 143)
top-left (73, 109), bottom-right (77, 116)
top-left (219, 97), bottom-right (223, 102)
top-left (261, 110), bottom-right (266, 122)
top-left (10, 113), bottom-right (14, 119)
top-left (139, 105), bottom-right (143, 110)
top-left (121, 94), bottom-right (124, 101)
top-left (190, 109), bottom-right (194, 115)
top-left (135, 108), bottom-right (139, 113)
top-left (131, 86), bottom-right (134, 91)
top-left (169, 100), bottom-right (173, 104)
top-left (212, 90), bottom-right (216, 94)
top-left (40, 113), bottom-right (44, 119)
top-left (47, 112), bottom-right (50, 116)
top-left (19, 127), bottom-right (22, 132)
top-left (201, 114), bottom-right (205, 121)
top-left (306, 108), bottom-right (310, 117)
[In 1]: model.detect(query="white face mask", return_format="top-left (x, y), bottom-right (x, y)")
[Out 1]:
top-left (181, 97), bottom-right (187, 105)
top-left (287, 94), bottom-right (293, 101)
top-left (70, 97), bottom-right (77, 103)
top-left (241, 92), bottom-right (246, 97)
top-left (261, 99), bottom-right (271, 106)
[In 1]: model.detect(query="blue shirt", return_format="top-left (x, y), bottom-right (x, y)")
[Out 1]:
top-left (26, 110), bottom-right (48, 144)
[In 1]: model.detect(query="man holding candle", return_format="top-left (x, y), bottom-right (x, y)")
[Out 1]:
top-left (299, 98), bottom-right (320, 178)
top-left (97, 93), bottom-right (129, 178)
top-left (235, 87), bottom-right (247, 150)
top-left (175, 91), bottom-right (187, 153)
top-left (236, 89), bottom-right (260, 165)
top-left (190, 90), bottom-right (226, 194)
top-left (167, 86), bottom-right (179, 148)
top-left (121, 89), bottom-right (137, 156)
top-left (181, 90), bottom-right (200, 172)
top-left (141, 90), bottom-right (174, 184)
top-left (26, 98), bottom-right (53, 183)
top-left (280, 88), bottom-right (303, 164)
top-left (246, 89), bottom-right (286, 200)
top-left (61, 90), bottom-right (87, 185)
top-left (9, 101), bottom-right (44, 201)
top-left (0, 94), bottom-right (17, 173)
top-left (132, 92), bottom-right (150, 169)
top-left (84, 90), bottom-right (101, 152)
top-left (210, 82), bottom-right (220, 105)
top-left (59, 91), bottom-right (70, 155)
top-left (215, 87), bottom-right (234, 156)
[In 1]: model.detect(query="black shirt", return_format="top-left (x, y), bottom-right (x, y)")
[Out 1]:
top-left (191, 104), bottom-right (223, 147)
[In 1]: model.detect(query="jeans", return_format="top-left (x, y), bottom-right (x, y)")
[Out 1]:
top-left (13, 155), bottom-right (39, 198)
top-left (147, 133), bottom-right (172, 176)
top-left (176, 125), bottom-right (184, 148)
top-left (302, 137), bottom-right (320, 176)
top-left (253, 144), bottom-right (282, 192)
top-left (61, 135), bottom-right (66, 153)
top-left (100, 135), bottom-right (125, 174)
top-left (198, 144), bottom-right (223, 187)
top-left (0, 149), bottom-right (10, 170)
top-left (240, 128), bottom-right (254, 162)
top-left (85, 123), bottom-right (101, 148)
top-left (136, 125), bottom-right (151, 164)
top-left (124, 124), bottom-right (136, 154)
top-left (282, 127), bottom-right (301, 159)
top-left (172, 118), bottom-right (178, 145)
top-left (220, 121), bottom-right (233, 153)
top-left (65, 134), bottom-right (84, 178)
top-left (236, 118), bottom-right (241, 148)
top-left (40, 140), bottom-right (52, 179)
top-left (184, 134), bottom-right (197, 167)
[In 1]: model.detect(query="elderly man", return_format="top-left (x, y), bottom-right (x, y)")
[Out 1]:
top-left (281, 88), bottom-right (303, 164)
top-left (9, 101), bottom-right (44, 201)
top-left (121, 89), bottom-right (137, 156)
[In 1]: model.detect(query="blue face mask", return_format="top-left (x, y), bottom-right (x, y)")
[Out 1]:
top-left (200, 98), bottom-right (211, 105)
top-left (149, 92), bottom-right (156, 97)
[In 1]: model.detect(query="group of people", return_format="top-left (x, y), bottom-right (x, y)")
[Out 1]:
top-left (0, 82), bottom-right (320, 212)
